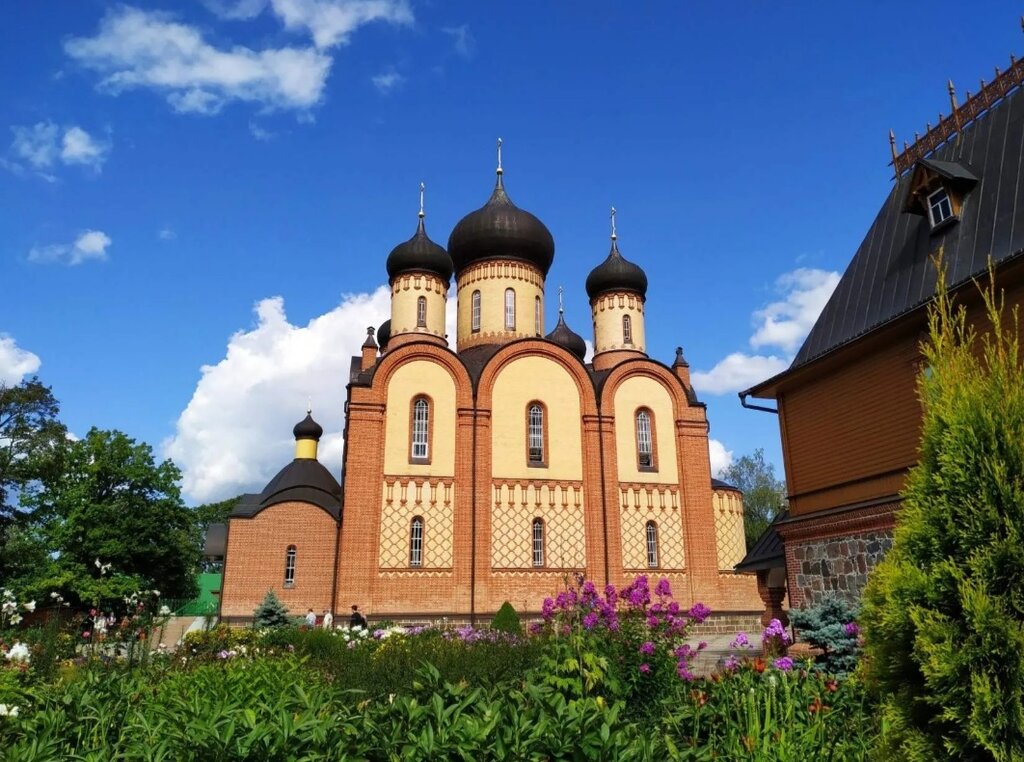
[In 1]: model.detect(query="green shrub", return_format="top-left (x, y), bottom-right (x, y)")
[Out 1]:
top-left (491, 601), bottom-right (522, 634)
top-left (861, 267), bottom-right (1024, 760)
top-left (789, 597), bottom-right (860, 675)
top-left (252, 589), bottom-right (290, 629)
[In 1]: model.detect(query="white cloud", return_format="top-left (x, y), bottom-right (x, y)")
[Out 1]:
top-left (441, 24), bottom-right (474, 58)
top-left (64, 7), bottom-right (333, 115)
top-left (28, 230), bottom-right (112, 266)
top-left (249, 121), bottom-right (274, 140)
top-left (708, 439), bottom-right (732, 478)
top-left (692, 266), bottom-right (840, 395)
top-left (691, 352), bottom-right (790, 396)
top-left (204, 0), bottom-right (269, 20)
top-left (165, 288), bottom-right (393, 503)
top-left (371, 69), bottom-right (403, 93)
top-left (271, 0), bottom-right (413, 49)
top-left (0, 335), bottom-right (41, 386)
top-left (6, 122), bottom-right (109, 176)
top-left (158, 227), bottom-right (177, 241)
top-left (749, 268), bottom-right (841, 353)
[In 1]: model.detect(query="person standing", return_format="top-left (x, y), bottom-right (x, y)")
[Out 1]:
top-left (322, 610), bottom-right (334, 629)
top-left (305, 608), bottom-right (316, 627)
top-left (349, 604), bottom-right (367, 629)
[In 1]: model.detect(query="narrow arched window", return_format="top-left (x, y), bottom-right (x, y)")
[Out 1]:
top-left (284, 545), bottom-right (297, 587)
top-left (623, 314), bottom-right (633, 344)
top-left (532, 518), bottom-right (545, 567)
top-left (646, 522), bottom-right (659, 568)
top-left (505, 288), bottom-right (516, 330)
top-left (471, 290), bottom-right (481, 332)
top-left (410, 517), bottom-right (424, 567)
top-left (534, 296), bottom-right (542, 336)
top-left (416, 296), bottom-right (427, 327)
top-left (636, 409), bottom-right (654, 469)
top-left (411, 397), bottom-right (430, 460)
top-left (528, 403), bottom-right (545, 464)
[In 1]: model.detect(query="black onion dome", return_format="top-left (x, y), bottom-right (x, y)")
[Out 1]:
top-left (546, 312), bottom-right (587, 360)
top-left (585, 240), bottom-right (648, 300)
top-left (447, 175), bottom-right (555, 276)
top-left (376, 319), bottom-right (391, 349)
top-left (386, 217), bottom-right (453, 283)
top-left (293, 413), bottom-right (323, 441)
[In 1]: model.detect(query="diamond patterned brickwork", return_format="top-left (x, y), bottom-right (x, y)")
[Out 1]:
top-left (618, 484), bottom-right (685, 571)
top-left (379, 477), bottom-right (454, 572)
top-left (491, 481), bottom-right (586, 569)
top-left (713, 489), bottom-right (746, 570)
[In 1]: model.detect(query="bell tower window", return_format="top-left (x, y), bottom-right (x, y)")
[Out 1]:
top-left (623, 314), bottom-right (633, 344)
top-left (505, 288), bottom-right (516, 330)
top-left (471, 290), bottom-right (481, 333)
top-left (535, 296), bottom-right (542, 336)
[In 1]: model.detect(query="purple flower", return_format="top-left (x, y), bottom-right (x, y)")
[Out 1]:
top-left (647, 615), bottom-right (660, 628)
top-left (844, 621), bottom-right (860, 637)
top-left (667, 601), bottom-right (680, 615)
top-left (582, 612), bottom-right (599, 630)
top-left (761, 618), bottom-right (791, 646)
top-left (639, 663), bottom-right (651, 673)
top-left (604, 585), bottom-right (618, 606)
top-left (581, 580), bottom-right (597, 598)
top-left (542, 597), bottom-right (555, 618)
top-left (528, 622), bottom-right (543, 635)
top-left (723, 654), bottom-right (740, 671)
top-left (655, 578), bottom-right (672, 598)
top-left (676, 663), bottom-right (696, 681)
top-left (730, 632), bottom-right (751, 649)
top-left (639, 641), bottom-right (656, 655)
top-left (773, 657), bottom-right (794, 671)
top-left (688, 603), bottom-right (711, 623)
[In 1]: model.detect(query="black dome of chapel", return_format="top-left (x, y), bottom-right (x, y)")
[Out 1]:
top-left (545, 312), bottom-right (587, 360)
top-left (293, 413), bottom-right (323, 441)
top-left (447, 174), bottom-right (554, 276)
top-left (386, 217), bottom-right (453, 283)
top-left (585, 239), bottom-right (648, 300)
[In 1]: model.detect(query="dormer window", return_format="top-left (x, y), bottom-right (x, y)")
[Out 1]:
top-left (927, 187), bottom-right (953, 227)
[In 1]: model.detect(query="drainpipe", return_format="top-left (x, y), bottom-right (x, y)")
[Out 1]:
top-left (739, 392), bottom-right (778, 414)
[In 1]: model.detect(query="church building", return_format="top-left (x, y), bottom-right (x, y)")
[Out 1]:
top-left (220, 144), bottom-right (761, 624)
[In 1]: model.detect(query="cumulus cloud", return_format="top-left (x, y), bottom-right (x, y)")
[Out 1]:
top-left (371, 69), bottom-right (403, 93)
top-left (690, 353), bottom-right (790, 396)
top-left (64, 7), bottom-right (333, 115)
top-left (28, 230), bottom-right (112, 266)
top-left (6, 122), bottom-right (109, 176)
top-left (271, 0), bottom-right (413, 49)
top-left (708, 438), bottom-right (732, 478)
top-left (0, 335), bottom-right (41, 386)
top-left (441, 24), bottom-right (475, 58)
top-left (691, 267), bottom-right (840, 396)
top-left (165, 288), bottom-right (394, 503)
top-left (750, 268), bottom-right (841, 353)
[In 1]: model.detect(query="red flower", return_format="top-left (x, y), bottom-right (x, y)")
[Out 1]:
top-left (825, 679), bottom-right (839, 693)
top-left (752, 658), bottom-right (766, 673)
top-left (808, 697), bottom-right (828, 714)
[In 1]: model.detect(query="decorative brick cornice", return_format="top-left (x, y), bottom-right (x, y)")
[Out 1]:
top-left (456, 259), bottom-right (545, 288)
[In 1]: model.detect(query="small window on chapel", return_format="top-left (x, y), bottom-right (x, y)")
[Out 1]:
top-left (471, 291), bottom-right (481, 333)
top-left (623, 314), bottom-right (633, 345)
top-left (416, 296), bottom-right (427, 327)
top-left (284, 546), bottom-right (296, 587)
top-left (527, 403), bottom-right (545, 465)
top-left (927, 187), bottom-right (953, 227)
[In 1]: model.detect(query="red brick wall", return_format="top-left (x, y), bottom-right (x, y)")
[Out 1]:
top-left (220, 501), bottom-right (338, 618)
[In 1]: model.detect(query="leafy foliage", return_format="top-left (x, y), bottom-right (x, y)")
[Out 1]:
top-left (719, 448), bottom-right (787, 548)
top-left (490, 600), bottom-right (522, 635)
top-left (789, 598), bottom-right (860, 675)
top-left (252, 589), bottom-right (291, 629)
top-left (861, 266), bottom-right (1024, 761)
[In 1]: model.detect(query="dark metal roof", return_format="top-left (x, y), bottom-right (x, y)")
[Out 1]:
top-left (734, 510), bottom-right (788, 572)
top-left (711, 478), bottom-right (740, 492)
top-left (203, 522), bottom-right (227, 557)
top-left (585, 239), bottom-right (648, 300)
top-left (231, 459), bottom-right (341, 520)
top-left (751, 82), bottom-right (1024, 390)
top-left (545, 312), bottom-right (587, 360)
top-left (447, 174), bottom-right (555, 277)
top-left (377, 319), bottom-right (391, 350)
top-left (386, 216), bottom-right (453, 283)
top-left (293, 413), bottom-right (323, 441)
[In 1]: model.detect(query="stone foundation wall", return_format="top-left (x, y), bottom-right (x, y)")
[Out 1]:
top-left (790, 530), bottom-right (893, 606)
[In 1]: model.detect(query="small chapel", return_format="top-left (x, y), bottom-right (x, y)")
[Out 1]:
top-left (219, 143), bottom-right (761, 624)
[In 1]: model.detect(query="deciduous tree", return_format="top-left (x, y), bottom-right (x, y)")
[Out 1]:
top-left (719, 448), bottom-right (786, 549)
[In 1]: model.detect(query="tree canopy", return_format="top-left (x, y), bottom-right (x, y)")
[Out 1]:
top-left (719, 448), bottom-right (786, 549)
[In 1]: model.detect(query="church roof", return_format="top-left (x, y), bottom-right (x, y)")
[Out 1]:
top-left (734, 510), bottom-right (787, 572)
top-left (386, 216), bottom-right (453, 284)
top-left (231, 459), bottom-right (341, 520)
top-left (746, 66), bottom-right (1024, 395)
top-left (585, 239), bottom-right (648, 300)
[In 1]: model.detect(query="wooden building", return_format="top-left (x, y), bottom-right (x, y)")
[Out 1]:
top-left (741, 58), bottom-right (1024, 607)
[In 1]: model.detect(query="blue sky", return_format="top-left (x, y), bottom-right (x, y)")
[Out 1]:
top-left (1, 1), bottom-right (1021, 503)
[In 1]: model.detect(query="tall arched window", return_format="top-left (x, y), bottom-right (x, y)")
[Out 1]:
top-left (505, 288), bottom-right (516, 330)
top-left (646, 522), bottom-right (659, 568)
top-left (416, 296), bottom-right (427, 327)
top-left (409, 517), bottom-right (424, 567)
top-left (527, 403), bottom-right (545, 464)
top-left (636, 409), bottom-right (654, 468)
top-left (411, 397), bottom-right (430, 461)
top-left (532, 518), bottom-right (545, 567)
top-left (623, 314), bottom-right (633, 344)
top-left (471, 290), bottom-right (481, 332)
top-left (284, 545), bottom-right (297, 587)
top-left (534, 296), bottom-right (542, 336)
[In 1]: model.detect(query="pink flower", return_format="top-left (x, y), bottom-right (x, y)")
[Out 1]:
top-left (639, 663), bottom-right (651, 673)
top-left (82, 631), bottom-right (91, 639)
top-left (639, 641), bottom-right (655, 655)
